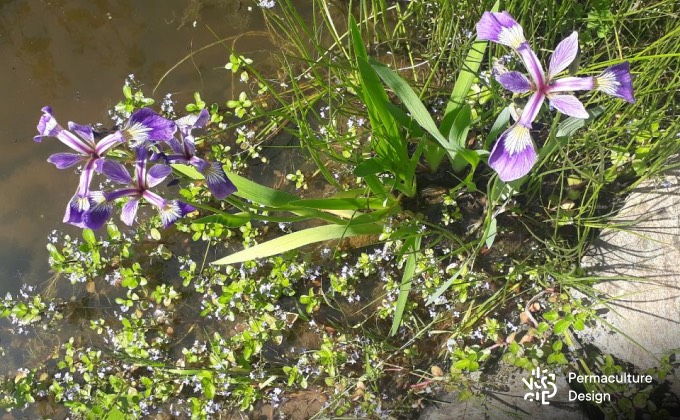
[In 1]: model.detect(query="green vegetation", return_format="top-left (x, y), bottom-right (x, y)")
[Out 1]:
top-left (2, 0), bottom-right (680, 418)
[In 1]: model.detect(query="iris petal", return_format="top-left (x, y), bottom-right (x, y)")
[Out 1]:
top-left (203, 162), bottom-right (237, 199)
top-left (121, 199), bottom-right (140, 226)
top-left (35, 106), bottom-right (62, 142)
top-left (595, 62), bottom-right (635, 103)
top-left (76, 158), bottom-right (100, 196)
top-left (496, 71), bottom-right (533, 93)
top-left (56, 130), bottom-right (95, 155)
top-left (488, 124), bottom-right (537, 182)
top-left (516, 43), bottom-right (546, 89)
top-left (175, 108), bottom-right (210, 131)
top-left (157, 200), bottom-right (195, 228)
top-left (124, 108), bottom-right (177, 145)
top-left (476, 11), bottom-right (526, 49)
top-left (548, 95), bottom-right (590, 119)
top-left (147, 164), bottom-right (173, 188)
top-left (48, 153), bottom-right (84, 169)
top-left (83, 192), bottom-right (113, 229)
top-left (63, 193), bottom-right (90, 227)
top-left (548, 32), bottom-right (579, 80)
top-left (547, 76), bottom-right (594, 93)
top-left (518, 92), bottom-right (546, 126)
top-left (102, 160), bottom-right (133, 185)
top-left (94, 131), bottom-right (125, 156)
top-left (67, 122), bottom-right (95, 144)
top-left (167, 137), bottom-right (185, 155)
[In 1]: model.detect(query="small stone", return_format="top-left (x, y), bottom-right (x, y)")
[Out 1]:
top-left (430, 366), bottom-right (444, 377)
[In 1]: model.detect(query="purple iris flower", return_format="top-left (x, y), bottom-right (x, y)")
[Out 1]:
top-left (35, 106), bottom-right (125, 227)
top-left (122, 107), bottom-right (178, 147)
top-left (85, 147), bottom-right (195, 229)
top-left (476, 12), bottom-right (635, 181)
top-left (159, 109), bottom-right (237, 199)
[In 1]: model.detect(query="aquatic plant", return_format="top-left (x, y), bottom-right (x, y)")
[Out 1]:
top-left (9, 0), bottom-right (678, 418)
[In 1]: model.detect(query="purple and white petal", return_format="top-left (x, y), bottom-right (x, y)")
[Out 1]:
top-left (162, 154), bottom-right (190, 165)
top-left (94, 131), bottom-right (125, 156)
top-left (496, 71), bottom-right (533, 93)
top-left (121, 198), bottom-right (140, 226)
top-left (202, 162), bottom-right (237, 199)
top-left (548, 95), bottom-right (590, 119)
top-left (141, 190), bottom-right (166, 209)
top-left (102, 160), bottom-right (133, 185)
top-left (488, 124), bottom-right (537, 182)
top-left (516, 43), bottom-right (546, 89)
top-left (63, 193), bottom-right (90, 227)
top-left (595, 62), bottom-right (635, 103)
top-left (181, 135), bottom-right (196, 156)
top-left (147, 164), bottom-right (173, 188)
top-left (123, 108), bottom-right (177, 146)
top-left (476, 11), bottom-right (526, 49)
top-left (34, 106), bottom-right (63, 142)
top-left (157, 200), bottom-right (195, 228)
top-left (76, 158), bottom-right (99, 196)
top-left (67, 122), bottom-right (95, 145)
top-left (56, 130), bottom-right (95, 155)
top-left (47, 153), bottom-right (84, 169)
top-left (167, 137), bottom-right (185, 155)
top-left (175, 109), bottom-right (210, 131)
top-left (548, 32), bottom-right (579, 80)
top-left (83, 192), bottom-right (113, 230)
top-left (518, 92), bottom-right (546, 126)
top-left (134, 147), bottom-right (150, 189)
top-left (188, 156), bottom-right (210, 173)
top-left (106, 187), bottom-right (140, 202)
top-left (93, 157), bottom-right (105, 173)
top-left (547, 76), bottom-right (594, 93)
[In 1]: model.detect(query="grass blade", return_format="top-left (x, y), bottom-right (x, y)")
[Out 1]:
top-left (425, 264), bottom-right (465, 306)
top-left (390, 234), bottom-right (421, 336)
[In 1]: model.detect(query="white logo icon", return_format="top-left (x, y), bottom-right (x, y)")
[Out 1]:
top-left (523, 367), bottom-right (557, 405)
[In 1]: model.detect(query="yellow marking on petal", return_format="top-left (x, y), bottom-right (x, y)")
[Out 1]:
top-left (504, 125), bottom-right (532, 155)
top-left (498, 25), bottom-right (526, 49)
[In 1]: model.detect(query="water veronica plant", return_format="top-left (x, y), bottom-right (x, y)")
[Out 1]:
top-left (477, 11), bottom-right (635, 181)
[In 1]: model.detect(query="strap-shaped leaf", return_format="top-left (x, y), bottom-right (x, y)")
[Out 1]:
top-left (212, 223), bottom-right (382, 265)
top-left (289, 197), bottom-right (384, 211)
top-left (369, 59), bottom-right (450, 147)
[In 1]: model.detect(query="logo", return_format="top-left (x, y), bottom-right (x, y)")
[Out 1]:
top-left (523, 367), bottom-right (557, 405)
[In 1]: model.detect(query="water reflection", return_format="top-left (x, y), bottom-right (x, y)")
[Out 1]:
top-left (0, 0), bottom-right (267, 294)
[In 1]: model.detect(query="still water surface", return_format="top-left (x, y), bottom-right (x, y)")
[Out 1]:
top-left (0, 0), bottom-right (273, 295)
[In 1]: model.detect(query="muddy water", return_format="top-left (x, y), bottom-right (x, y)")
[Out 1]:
top-left (0, 0), bottom-right (275, 294)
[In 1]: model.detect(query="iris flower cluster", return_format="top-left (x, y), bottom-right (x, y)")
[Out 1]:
top-left (476, 11), bottom-right (635, 181)
top-left (35, 107), bottom-right (236, 229)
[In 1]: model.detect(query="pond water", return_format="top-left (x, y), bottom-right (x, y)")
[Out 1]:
top-left (0, 0), bottom-right (276, 296)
